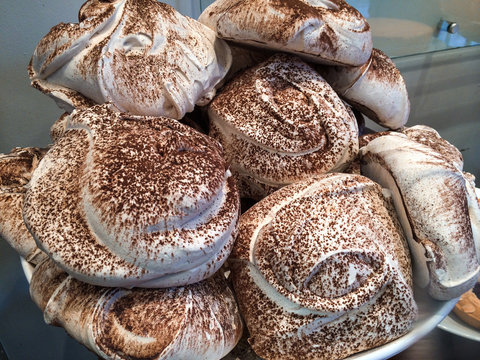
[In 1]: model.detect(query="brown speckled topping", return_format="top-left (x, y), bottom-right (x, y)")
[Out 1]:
top-left (199, 0), bottom-right (372, 66)
top-left (207, 0), bottom-right (357, 44)
top-left (30, 0), bottom-right (115, 79)
top-left (402, 125), bottom-right (464, 171)
top-left (30, 259), bottom-right (243, 359)
top-left (209, 53), bottom-right (358, 199)
top-left (23, 104), bottom-right (239, 288)
top-left (0, 147), bottom-right (48, 264)
top-left (364, 49), bottom-right (399, 85)
top-left (230, 173), bottom-right (417, 359)
top-left (360, 132), bottom-right (480, 300)
top-left (99, 0), bottom-right (230, 118)
top-left (29, 0), bottom-right (231, 119)
top-left (95, 287), bottom-right (187, 359)
top-left (50, 112), bottom-right (71, 142)
top-left (359, 130), bottom-right (391, 148)
top-left (316, 48), bottom-right (410, 130)
top-left (0, 148), bottom-right (46, 189)
top-left (360, 126), bottom-right (464, 171)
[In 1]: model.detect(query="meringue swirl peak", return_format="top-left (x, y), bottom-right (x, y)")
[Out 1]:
top-left (208, 54), bottom-right (359, 199)
top-left (23, 104), bottom-right (240, 288)
top-left (29, 0), bottom-right (232, 119)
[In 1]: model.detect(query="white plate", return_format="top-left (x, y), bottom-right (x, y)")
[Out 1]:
top-left (21, 258), bottom-right (457, 360)
top-left (438, 313), bottom-right (480, 342)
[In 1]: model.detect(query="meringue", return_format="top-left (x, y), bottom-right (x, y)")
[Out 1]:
top-left (29, 0), bottom-right (232, 119)
top-left (0, 147), bottom-right (48, 265)
top-left (360, 129), bottom-right (480, 300)
top-left (199, 0), bottom-right (372, 66)
top-left (317, 48), bottom-right (410, 129)
top-left (30, 258), bottom-right (243, 360)
top-left (208, 53), bottom-right (359, 200)
top-left (23, 104), bottom-right (240, 288)
top-left (230, 173), bottom-right (417, 360)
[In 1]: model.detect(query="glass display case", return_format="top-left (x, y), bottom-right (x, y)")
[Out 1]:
top-left (0, 1), bottom-right (479, 359)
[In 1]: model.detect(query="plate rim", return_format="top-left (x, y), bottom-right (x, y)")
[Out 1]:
top-left (438, 312), bottom-right (480, 342)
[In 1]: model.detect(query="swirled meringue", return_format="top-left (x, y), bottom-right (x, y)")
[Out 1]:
top-left (360, 128), bottom-right (480, 300)
top-left (199, 0), bottom-right (372, 66)
top-left (230, 173), bottom-right (417, 360)
top-left (29, 0), bottom-right (232, 119)
top-left (30, 258), bottom-right (243, 360)
top-left (317, 48), bottom-right (410, 129)
top-left (23, 104), bottom-right (240, 288)
top-left (208, 53), bottom-right (359, 200)
top-left (0, 147), bottom-right (48, 265)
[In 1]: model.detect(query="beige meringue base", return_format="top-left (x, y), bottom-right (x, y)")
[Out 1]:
top-left (19, 258), bottom-right (457, 360)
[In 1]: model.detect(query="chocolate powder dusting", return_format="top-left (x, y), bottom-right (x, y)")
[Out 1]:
top-left (23, 104), bottom-right (240, 288)
top-left (208, 53), bottom-right (358, 199)
top-left (360, 131), bottom-right (480, 300)
top-left (230, 173), bottom-right (417, 359)
top-left (96, 288), bottom-right (186, 359)
top-left (402, 125), bottom-right (464, 170)
top-left (199, 0), bottom-right (371, 66)
top-left (30, 259), bottom-right (242, 360)
top-left (209, 0), bottom-right (364, 45)
top-left (366, 49), bottom-right (400, 84)
top-left (0, 147), bottom-right (48, 263)
top-left (30, 0), bottom-right (232, 119)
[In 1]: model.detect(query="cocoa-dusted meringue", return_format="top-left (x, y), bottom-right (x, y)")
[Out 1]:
top-left (23, 104), bottom-right (240, 288)
top-left (360, 129), bottom-right (480, 300)
top-left (49, 112), bottom-right (70, 142)
top-left (199, 0), bottom-right (372, 66)
top-left (30, 258), bottom-right (243, 360)
top-left (0, 147), bottom-right (48, 265)
top-left (230, 173), bottom-right (417, 360)
top-left (29, 0), bottom-right (232, 119)
top-left (401, 125), bottom-right (464, 171)
top-left (360, 126), bottom-right (465, 166)
top-left (317, 48), bottom-right (410, 129)
top-left (208, 53), bottom-right (359, 200)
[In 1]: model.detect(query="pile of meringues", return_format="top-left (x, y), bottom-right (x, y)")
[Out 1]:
top-left (1, 1), bottom-right (479, 359)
